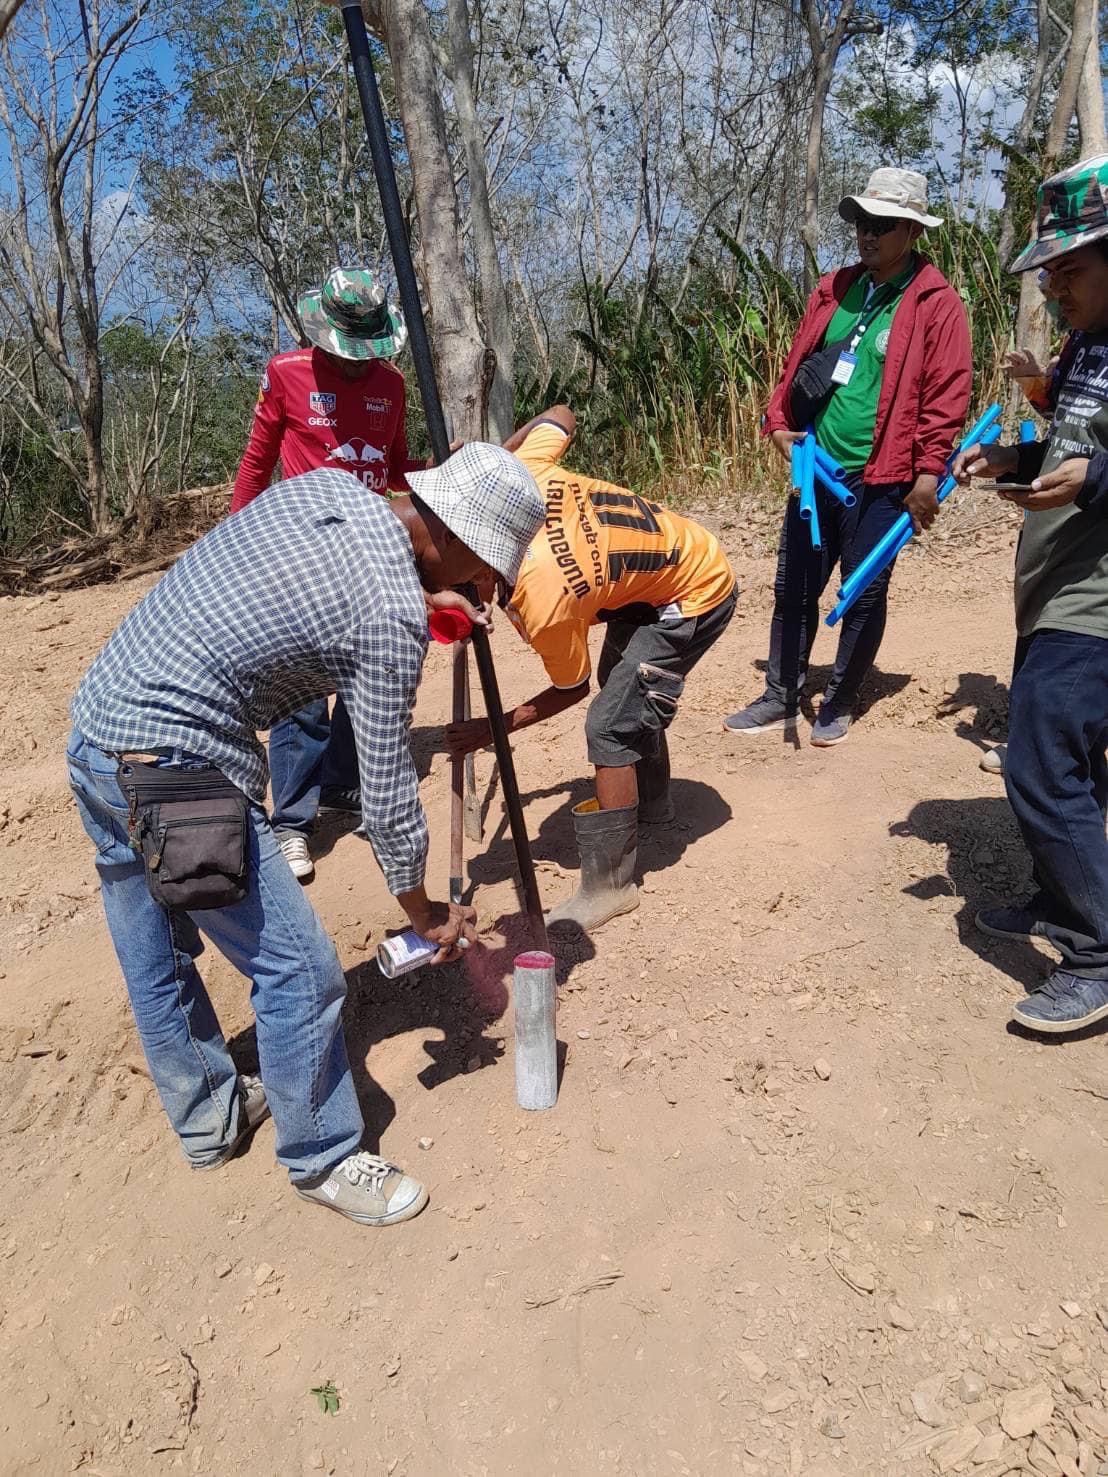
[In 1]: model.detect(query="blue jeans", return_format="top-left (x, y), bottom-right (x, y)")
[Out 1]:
top-left (66, 730), bottom-right (365, 1177)
top-left (1006, 630), bottom-right (1108, 978)
top-left (269, 696), bottom-right (359, 837)
top-left (764, 475), bottom-right (908, 717)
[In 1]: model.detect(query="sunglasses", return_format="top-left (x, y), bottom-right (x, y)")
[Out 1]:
top-left (854, 213), bottom-right (901, 237)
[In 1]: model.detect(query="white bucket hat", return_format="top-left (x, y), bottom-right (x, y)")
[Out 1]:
top-left (839, 167), bottom-right (942, 229)
top-left (406, 444), bottom-right (545, 586)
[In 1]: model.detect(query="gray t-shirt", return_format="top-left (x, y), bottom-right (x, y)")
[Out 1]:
top-left (1015, 330), bottom-right (1108, 639)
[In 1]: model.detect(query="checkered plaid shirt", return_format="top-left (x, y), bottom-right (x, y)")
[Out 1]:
top-left (72, 469), bottom-right (430, 893)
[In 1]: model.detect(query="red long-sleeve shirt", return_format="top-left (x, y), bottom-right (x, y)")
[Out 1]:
top-left (230, 348), bottom-right (419, 513)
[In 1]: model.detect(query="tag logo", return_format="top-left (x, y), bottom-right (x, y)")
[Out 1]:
top-left (260, 371), bottom-right (270, 393)
top-left (310, 391), bottom-right (337, 416)
top-left (875, 328), bottom-right (891, 357)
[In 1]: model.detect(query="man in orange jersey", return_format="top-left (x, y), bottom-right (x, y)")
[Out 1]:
top-left (447, 406), bottom-right (737, 931)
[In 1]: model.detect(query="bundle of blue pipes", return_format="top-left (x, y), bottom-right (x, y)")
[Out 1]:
top-left (825, 401), bottom-right (1004, 629)
top-left (796, 429), bottom-right (821, 550)
top-left (793, 430), bottom-right (860, 554)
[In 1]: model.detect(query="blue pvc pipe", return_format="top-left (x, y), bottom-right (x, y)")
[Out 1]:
top-left (813, 443), bottom-right (846, 485)
top-left (827, 423), bottom-right (1003, 627)
top-left (960, 402), bottom-right (1003, 453)
top-left (835, 407), bottom-right (1002, 604)
top-left (790, 440), bottom-right (803, 493)
top-left (815, 464), bottom-right (857, 507)
top-left (797, 431), bottom-right (821, 549)
top-left (1019, 419), bottom-right (1037, 443)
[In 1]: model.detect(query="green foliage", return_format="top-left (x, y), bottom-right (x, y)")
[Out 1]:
top-left (310, 1381), bottom-right (340, 1415)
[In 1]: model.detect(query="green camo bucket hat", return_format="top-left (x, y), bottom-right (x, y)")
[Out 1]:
top-left (297, 267), bottom-right (408, 360)
top-left (1011, 154), bottom-right (1108, 273)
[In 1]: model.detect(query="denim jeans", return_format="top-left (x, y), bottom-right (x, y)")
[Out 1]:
top-left (764, 474), bottom-right (909, 717)
top-left (1005, 629), bottom-right (1108, 977)
top-left (66, 729), bottom-right (365, 1177)
top-left (268, 696), bottom-right (359, 837)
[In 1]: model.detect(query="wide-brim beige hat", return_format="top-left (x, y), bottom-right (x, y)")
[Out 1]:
top-left (839, 167), bottom-right (942, 229)
top-left (407, 444), bottom-right (545, 587)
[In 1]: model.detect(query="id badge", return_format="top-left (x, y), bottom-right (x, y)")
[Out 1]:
top-left (831, 351), bottom-right (857, 386)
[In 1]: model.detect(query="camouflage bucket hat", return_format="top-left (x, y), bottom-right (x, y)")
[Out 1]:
top-left (297, 267), bottom-right (408, 360)
top-left (1010, 154), bottom-right (1108, 273)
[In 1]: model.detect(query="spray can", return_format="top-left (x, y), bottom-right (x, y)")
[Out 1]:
top-left (376, 929), bottom-right (470, 979)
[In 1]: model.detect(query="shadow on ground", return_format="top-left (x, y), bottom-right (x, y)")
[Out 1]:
top-left (467, 773), bottom-right (731, 899)
top-left (891, 793), bottom-right (1042, 992)
top-left (229, 915), bottom-right (583, 1151)
top-left (936, 670), bottom-right (1010, 752)
top-left (741, 658), bottom-right (912, 745)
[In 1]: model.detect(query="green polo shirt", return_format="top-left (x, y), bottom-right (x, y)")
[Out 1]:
top-left (814, 262), bottom-right (915, 472)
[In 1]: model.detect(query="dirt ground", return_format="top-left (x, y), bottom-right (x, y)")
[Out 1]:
top-left (1, 497), bottom-right (1106, 1477)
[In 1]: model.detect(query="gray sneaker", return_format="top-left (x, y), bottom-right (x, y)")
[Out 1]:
top-left (975, 902), bottom-right (1046, 941)
top-left (1012, 972), bottom-right (1108, 1034)
top-left (296, 1151), bottom-right (429, 1226)
top-left (723, 695), bottom-right (799, 735)
top-left (811, 711), bottom-right (852, 747)
top-left (194, 1073), bottom-right (271, 1171)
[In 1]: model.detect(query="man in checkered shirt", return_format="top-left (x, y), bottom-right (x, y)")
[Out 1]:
top-left (67, 446), bottom-right (543, 1228)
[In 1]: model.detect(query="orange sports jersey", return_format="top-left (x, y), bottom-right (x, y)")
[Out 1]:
top-left (508, 420), bottom-right (736, 688)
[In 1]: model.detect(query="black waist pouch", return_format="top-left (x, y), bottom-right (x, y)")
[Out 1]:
top-left (120, 760), bottom-right (250, 911)
top-left (785, 335), bottom-right (851, 427)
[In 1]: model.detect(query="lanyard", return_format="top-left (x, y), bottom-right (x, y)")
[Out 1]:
top-left (846, 271), bottom-right (912, 353)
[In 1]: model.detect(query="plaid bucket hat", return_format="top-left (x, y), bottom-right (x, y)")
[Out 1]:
top-left (298, 267), bottom-right (408, 360)
top-left (406, 444), bottom-right (545, 586)
top-left (1011, 154), bottom-right (1108, 273)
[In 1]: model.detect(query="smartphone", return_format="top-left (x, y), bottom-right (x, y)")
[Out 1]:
top-left (988, 481), bottom-right (1035, 493)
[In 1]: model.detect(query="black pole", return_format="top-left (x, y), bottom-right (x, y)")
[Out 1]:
top-left (339, 1), bottom-right (548, 951)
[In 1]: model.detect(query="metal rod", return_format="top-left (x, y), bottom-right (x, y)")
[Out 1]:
top-left (450, 644), bottom-right (465, 905)
top-left (339, 1), bottom-right (547, 949)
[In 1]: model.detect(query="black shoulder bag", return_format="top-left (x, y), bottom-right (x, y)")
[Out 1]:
top-left (785, 274), bottom-right (909, 429)
top-left (120, 760), bottom-right (250, 911)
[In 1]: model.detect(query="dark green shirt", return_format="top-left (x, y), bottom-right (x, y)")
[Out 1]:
top-left (1015, 331), bottom-right (1108, 639)
top-left (814, 262), bottom-right (915, 472)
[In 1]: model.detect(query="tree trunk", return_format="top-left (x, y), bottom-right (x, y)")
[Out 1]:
top-left (444, 0), bottom-right (514, 440)
top-left (1014, 0), bottom-right (1099, 366)
top-left (802, 53), bottom-right (837, 291)
top-left (1077, 0), bottom-right (1107, 155)
top-left (369, 0), bottom-right (487, 439)
top-left (997, 0), bottom-right (1053, 268)
top-left (0, 0), bottom-right (26, 41)
top-left (799, 0), bottom-right (858, 293)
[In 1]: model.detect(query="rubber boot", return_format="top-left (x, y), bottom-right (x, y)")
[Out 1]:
top-left (636, 734), bottom-right (674, 824)
top-left (546, 800), bottom-right (640, 932)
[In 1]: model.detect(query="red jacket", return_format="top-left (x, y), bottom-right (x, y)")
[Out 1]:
top-left (764, 260), bottom-right (973, 482)
top-left (230, 348), bottom-right (419, 513)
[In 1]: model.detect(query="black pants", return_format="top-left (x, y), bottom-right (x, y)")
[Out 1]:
top-left (586, 590), bottom-right (737, 766)
top-left (764, 473), bottom-right (909, 718)
top-left (1006, 628), bottom-right (1108, 977)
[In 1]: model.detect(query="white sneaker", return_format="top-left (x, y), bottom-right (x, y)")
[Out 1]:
top-left (979, 745), bottom-right (1006, 776)
top-left (296, 1151), bottom-right (429, 1226)
top-left (278, 832), bottom-right (314, 881)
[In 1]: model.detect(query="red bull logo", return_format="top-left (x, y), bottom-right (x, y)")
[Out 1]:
top-left (327, 439), bottom-right (389, 491)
